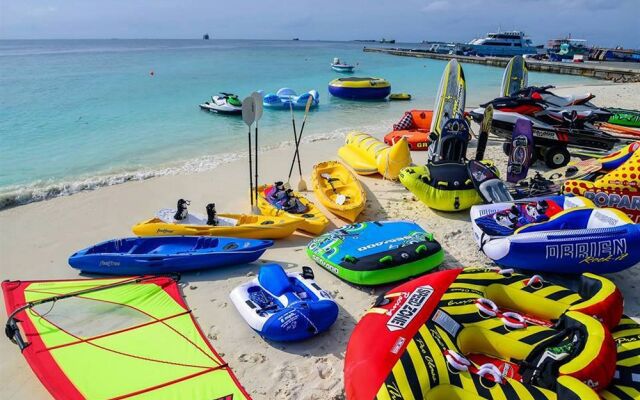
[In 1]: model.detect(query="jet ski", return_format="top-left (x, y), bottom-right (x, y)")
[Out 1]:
top-left (199, 92), bottom-right (243, 114)
top-left (470, 107), bottom-right (620, 168)
top-left (486, 85), bottom-right (599, 111)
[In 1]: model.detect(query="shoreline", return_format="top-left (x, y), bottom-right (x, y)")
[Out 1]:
top-left (2, 80), bottom-right (632, 211)
top-left (1, 81), bottom-right (639, 399)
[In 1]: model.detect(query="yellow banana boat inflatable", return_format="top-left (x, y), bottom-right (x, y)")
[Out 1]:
top-left (338, 131), bottom-right (412, 179)
top-left (257, 184), bottom-right (329, 235)
top-left (132, 212), bottom-right (302, 240)
top-left (311, 160), bottom-right (366, 222)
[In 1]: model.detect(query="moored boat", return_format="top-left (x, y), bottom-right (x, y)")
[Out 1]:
top-left (330, 57), bottom-right (355, 73)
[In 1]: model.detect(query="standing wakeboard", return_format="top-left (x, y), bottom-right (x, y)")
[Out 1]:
top-left (467, 159), bottom-right (513, 204)
top-left (507, 118), bottom-right (534, 183)
top-left (500, 55), bottom-right (528, 97)
top-left (427, 59), bottom-right (466, 162)
top-left (475, 104), bottom-right (493, 161)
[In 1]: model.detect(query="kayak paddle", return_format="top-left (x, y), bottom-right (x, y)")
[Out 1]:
top-left (296, 96), bottom-right (314, 192)
top-left (252, 92), bottom-right (263, 211)
top-left (242, 96), bottom-right (256, 210)
top-left (287, 101), bottom-right (299, 188)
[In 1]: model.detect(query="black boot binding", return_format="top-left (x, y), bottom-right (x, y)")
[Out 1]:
top-left (174, 199), bottom-right (190, 221)
top-left (206, 203), bottom-right (218, 226)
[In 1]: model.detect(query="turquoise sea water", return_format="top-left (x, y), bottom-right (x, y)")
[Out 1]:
top-left (0, 39), bottom-right (598, 208)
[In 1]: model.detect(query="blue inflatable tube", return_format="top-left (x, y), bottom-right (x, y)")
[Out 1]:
top-left (328, 77), bottom-right (391, 100)
top-left (69, 236), bottom-right (273, 275)
top-left (229, 264), bottom-right (339, 341)
top-left (328, 86), bottom-right (391, 100)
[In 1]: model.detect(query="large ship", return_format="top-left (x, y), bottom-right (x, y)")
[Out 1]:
top-left (466, 30), bottom-right (538, 57)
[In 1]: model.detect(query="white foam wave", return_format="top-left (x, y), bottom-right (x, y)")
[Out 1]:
top-left (0, 130), bottom-right (348, 210)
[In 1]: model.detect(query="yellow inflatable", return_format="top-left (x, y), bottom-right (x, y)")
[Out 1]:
top-left (338, 132), bottom-right (412, 180)
top-left (399, 163), bottom-right (490, 211)
top-left (256, 184), bottom-right (329, 236)
top-left (311, 160), bottom-right (366, 222)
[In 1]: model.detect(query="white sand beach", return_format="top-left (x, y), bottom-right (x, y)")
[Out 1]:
top-left (0, 82), bottom-right (638, 399)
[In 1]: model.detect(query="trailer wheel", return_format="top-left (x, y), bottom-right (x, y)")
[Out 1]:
top-left (544, 146), bottom-right (571, 168)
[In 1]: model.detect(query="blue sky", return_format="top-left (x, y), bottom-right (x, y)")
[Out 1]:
top-left (1, 0), bottom-right (637, 48)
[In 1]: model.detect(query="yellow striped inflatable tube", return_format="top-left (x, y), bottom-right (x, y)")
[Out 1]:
top-left (345, 267), bottom-right (633, 400)
top-left (338, 131), bottom-right (412, 180)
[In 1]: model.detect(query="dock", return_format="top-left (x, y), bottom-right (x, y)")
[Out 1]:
top-left (363, 47), bottom-right (640, 82)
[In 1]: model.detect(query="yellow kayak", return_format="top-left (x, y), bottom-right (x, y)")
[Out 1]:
top-left (257, 184), bottom-right (329, 236)
top-left (338, 132), bottom-right (411, 179)
top-left (311, 161), bottom-right (366, 222)
top-left (132, 211), bottom-right (302, 240)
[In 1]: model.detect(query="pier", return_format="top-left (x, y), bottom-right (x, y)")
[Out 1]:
top-left (363, 47), bottom-right (640, 82)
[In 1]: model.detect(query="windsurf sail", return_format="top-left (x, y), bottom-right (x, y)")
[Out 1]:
top-left (3, 276), bottom-right (250, 400)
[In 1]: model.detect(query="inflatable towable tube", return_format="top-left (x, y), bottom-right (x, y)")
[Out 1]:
top-left (230, 263), bottom-right (338, 341)
top-left (564, 142), bottom-right (640, 223)
top-left (400, 118), bottom-right (499, 211)
top-left (328, 77), bottom-right (391, 100)
top-left (338, 132), bottom-right (412, 180)
top-left (344, 267), bottom-right (633, 400)
top-left (306, 221), bottom-right (443, 285)
top-left (471, 196), bottom-right (640, 273)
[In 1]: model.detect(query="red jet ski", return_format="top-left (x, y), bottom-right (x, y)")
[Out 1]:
top-left (471, 86), bottom-right (622, 168)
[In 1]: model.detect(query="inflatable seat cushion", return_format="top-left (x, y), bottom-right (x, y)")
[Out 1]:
top-left (258, 264), bottom-right (292, 296)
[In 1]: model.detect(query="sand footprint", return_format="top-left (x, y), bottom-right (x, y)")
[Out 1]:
top-left (238, 352), bottom-right (266, 363)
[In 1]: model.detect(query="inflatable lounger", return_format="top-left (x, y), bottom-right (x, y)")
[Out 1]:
top-left (229, 264), bottom-right (338, 341)
top-left (345, 267), bottom-right (636, 400)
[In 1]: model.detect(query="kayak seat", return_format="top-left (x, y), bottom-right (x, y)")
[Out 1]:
top-left (194, 237), bottom-right (219, 250)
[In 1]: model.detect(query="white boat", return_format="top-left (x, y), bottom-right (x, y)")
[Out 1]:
top-left (331, 58), bottom-right (355, 73)
top-left (467, 30), bottom-right (538, 57)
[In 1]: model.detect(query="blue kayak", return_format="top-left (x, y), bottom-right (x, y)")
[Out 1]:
top-left (69, 236), bottom-right (273, 275)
